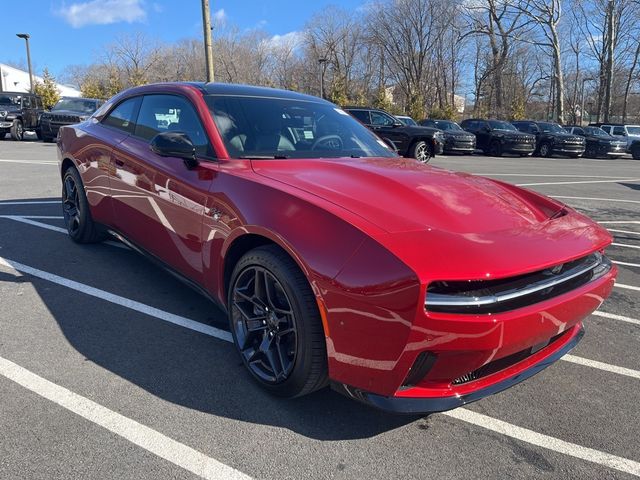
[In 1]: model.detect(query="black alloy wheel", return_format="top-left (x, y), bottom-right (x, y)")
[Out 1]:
top-left (232, 265), bottom-right (298, 383)
top-left (489, 140), bottom-right (502, 157)
top-left (228, 245), bottom-right (328, 397)
top-left (539, 142), bottom-right (552, 157)
top-left (62, 173), bottom-right (81, 237)
top-left (61, 167), bottom-right (104, 243)
top-left (11, 120), bottom-right (23, 141)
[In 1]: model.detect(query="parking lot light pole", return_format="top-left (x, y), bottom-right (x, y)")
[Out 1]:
top-left (16, 33), bottom-right (34, 93)
top-left (318, 58), bottom-right (327, 99)
top-left (580, 77), bottom-right (595, 126)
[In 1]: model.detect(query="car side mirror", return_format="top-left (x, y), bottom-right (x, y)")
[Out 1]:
top-left (150, 131), bottom-right (198, 168)
top-left (392, 121), bottom-right (403, 128)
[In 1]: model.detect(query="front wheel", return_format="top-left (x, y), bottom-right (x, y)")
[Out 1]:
top-left (61, 167), bottom-right (104, 243)
top-left (632, 145), bottom-right (640, 160)
top-left (10, 120), bottom-right (23, 141)
top-left (488, 140), bottom-right (502, 157)
top-left (538, 142), bottom-right (552, 157)
top-left (228, 245), bottom-right (328, 397)
top-left (411, 140), bottom-right (432, 163)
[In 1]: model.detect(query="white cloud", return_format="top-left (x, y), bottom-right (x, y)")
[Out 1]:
top-left (266, 31), bottom-right (303, 49)
top-left (57, 0), bottom-right (146, 28)
top-left (212, 8), bottom-right (226, 22)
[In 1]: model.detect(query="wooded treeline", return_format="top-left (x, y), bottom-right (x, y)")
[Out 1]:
top-left (61, 0), bottom-right (640, 123)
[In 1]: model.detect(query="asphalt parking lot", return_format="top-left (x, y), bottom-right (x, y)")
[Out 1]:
top-left (0, 139), bottom-right (638, 479)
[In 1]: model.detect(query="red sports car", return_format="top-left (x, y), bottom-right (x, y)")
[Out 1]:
top-left (57, 83), bottom-right (616, 413)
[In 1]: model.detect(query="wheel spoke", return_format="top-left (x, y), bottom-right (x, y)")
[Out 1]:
top-left (259, 334), bottom-right (281, 379)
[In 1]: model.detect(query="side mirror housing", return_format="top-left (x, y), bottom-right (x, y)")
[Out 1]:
top-left (392, 121), bottom-right (404, 128)
top-left (150, 131), bottom-right (198, 168)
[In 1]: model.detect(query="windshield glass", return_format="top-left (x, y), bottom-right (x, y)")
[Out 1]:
top-left (538, 122), bottom-right (566, 133)
top-left (0, 94), bottom-right (21, 106)
top-left (627, 126), bottom-right (640, 135)
top-left (52, 98), bottom-right (100, 113)
top-left (205, 95), bottom-right (396, 159)
top-left (488, 120), bottom-right (517, 131)
top-left (584, 127), bottom-right (610, 137)
top-left (398, 116), bottom-right (417, 126)
top-left (433, 120), bottom-right (463, 131)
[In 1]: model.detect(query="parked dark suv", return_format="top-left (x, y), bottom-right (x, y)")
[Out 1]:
top-left (40, 97), bottom-right (103, 142)
top-left (0, 91), bottom-right (45, 141)
top-left (460, 118), bottom-right (535, 156)
top-left (419, 119), bottom-right (476, 154)
top-left (564, 125), bottom-right (626, 158)
top-left (344, 106), bottom-right (444, 162)
top-left (512, 120), bottom-right (585, 157)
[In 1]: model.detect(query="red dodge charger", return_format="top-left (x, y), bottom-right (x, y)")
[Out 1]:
top-left (57, 83), bottom-right (616, 413)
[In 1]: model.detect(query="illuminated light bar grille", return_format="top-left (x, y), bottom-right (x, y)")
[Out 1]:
top-left (426, 253), bottom-right (611, 314)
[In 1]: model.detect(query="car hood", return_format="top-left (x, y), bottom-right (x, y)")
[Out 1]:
top-left (252, 157), bottom-right (566, 235)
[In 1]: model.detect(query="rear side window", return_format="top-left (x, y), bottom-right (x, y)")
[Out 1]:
top-left (103, 97), bottom-right (140, 133)
top-left (349, 110), bottom-right (371, 124)
top-left (136, 94), bottom-right (214, 158)
top-left (35, 97), bottom-right (43, 109)
top-left (370, 111), bottom-right (395, 126)
top-left (22, 96), bottom-right (32, 108)
top-left (613, 126), bottom-right (625, 135)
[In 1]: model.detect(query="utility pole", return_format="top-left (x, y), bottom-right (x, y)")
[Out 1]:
top-left (201, 0), bottom-right (215, 83)
top-left (16, 33), bottom-right (34, 93)
top-left (318, 58), bottom-right (327, 99)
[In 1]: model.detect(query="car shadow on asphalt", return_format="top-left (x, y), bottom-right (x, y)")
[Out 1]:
top-left (619, 182), bottom-right (640, 191)
top-left (0, 216), bottom-right (420, 440)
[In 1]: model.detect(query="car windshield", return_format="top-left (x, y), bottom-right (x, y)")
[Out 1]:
top-left (433, 120), bottom-right (463, 131)
top-left (627, 126), bottom-right (640, 135)
top-left (584, 127), bottom-right (610, 137)
top-left (488, 120), bottom-right (517, 131)
top-left (0, 94), bottom-right (21, 106)
top-left (538, 122), bottom-right (566, 133)
top-left (52, 98), bottom-right (100, 114)
top-left (205, 95), bottom-right (397, 159)
top-left (398, 116), bottom-right (417, 126)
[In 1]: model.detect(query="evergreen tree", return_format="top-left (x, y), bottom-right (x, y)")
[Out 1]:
top-left (34, 68), bottom-right (61, 109)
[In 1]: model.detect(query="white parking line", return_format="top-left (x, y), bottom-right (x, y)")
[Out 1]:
top-left (609, 229), bottom-right (640, 236)
top-left (613, 260), bottom-right (640, 268)
top-left (0, 200), bottom-right (60, 205)
top-left (0, 256), bottom-right (232, 342)
top-left (516, 178), bottom-right (640, 187)
top-left (563, 355), bottom-right (640, 380)
top-left (616, 283), bottom-right (640, 292)
top-left (553, 196), bottom-right (640, 205)
top-left (2, 255), bottom-right (640, 476)
top-left (0, 216), bottom-right (128, 250)
top-left (483, 174), bottom-right (636, 179)
top-left (444, 409), bottom-right (640, 478)
top-left (0, 356), bottom-right (252, 480)
top-left (599, 221), bottom-right (640, 225)
top-left (0, 159), bottom-right (57, 165)
top-left (611, 242), bottom-right (640, 250)
top-left (592, 311), bottom-right (640, 326)
top-left (20, 215), bottom-right (65, 219)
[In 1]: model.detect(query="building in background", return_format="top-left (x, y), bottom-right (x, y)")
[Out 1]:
top-left (0, 63), bottom-right (81, 97)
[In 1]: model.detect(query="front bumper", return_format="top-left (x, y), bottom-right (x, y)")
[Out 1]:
top-left (503, 141), bottom-right (535, 154)
top-left (0, 121), bottom-right (12, 129)
top-left (334, 324), bottom-right (584, 413)
top-left (330, 260), bottom-right (616, 414)
top-left (444, 138), bottom-right (476, 153)
top-left (551, 143), bottom-right (585, 155)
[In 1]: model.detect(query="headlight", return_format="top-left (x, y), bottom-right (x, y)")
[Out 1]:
top-left (0, 110), bottom-right (6, 118)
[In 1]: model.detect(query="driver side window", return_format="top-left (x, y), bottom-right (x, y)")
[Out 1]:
top-left (370, 111), bottom-right (395, 127)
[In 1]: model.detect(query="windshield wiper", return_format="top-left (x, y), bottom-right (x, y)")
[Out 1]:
top-left (238, 155), bottom-right (290, 159)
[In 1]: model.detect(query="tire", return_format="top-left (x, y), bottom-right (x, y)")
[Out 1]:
top-left (632, 145), bottom-right (640, 160)
top-left (228, 245), bottom-right (328, 398)
top-left (35, 129), bottom-right (43, 140)
top-left (10, 120), bottom-right (24, 141)
top-left (584, 145), bottom-right (597, 158)
top-left (488, 140), bottom-right (502, 157)
top-left (410, 140), bottom-right (432, 163)
top-left (61, 167), bottom-right (105, 243)
top-left (568, 153), bottom-right (582, 158)
top-left (42, 135), bottom-right (55, 143)
top-left (538, 142), bottom-right (552, 157)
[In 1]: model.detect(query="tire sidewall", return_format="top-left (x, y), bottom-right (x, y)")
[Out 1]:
top-left (227, 248), bottom-right (323, 397)
top-left (411, 140), bottom-right (431, 163)
top-left (62, 168), bottom-right (92, 242)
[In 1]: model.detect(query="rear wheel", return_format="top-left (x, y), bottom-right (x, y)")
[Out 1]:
top-left (410, 140), bottom-right (432, 163)
top-left (10, 120), bottom-right (23, 141)
top-left (488, 140), bottom-right (502, 157)
top-left (228, 245), bottom-right (328, 397)
top-left (61, 167), bottom-right (104, 243)
top-left (584, 145), bottom-right (597, 158)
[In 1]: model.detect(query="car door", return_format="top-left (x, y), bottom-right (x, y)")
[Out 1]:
top-left (111, 93), bottom-right (216, 282)
top-left (370, 110), bottom-right (408, 152)
top-left (474, 121), bottom-right (491, 150)
top-left (21, 96), bottom-right (35, 128)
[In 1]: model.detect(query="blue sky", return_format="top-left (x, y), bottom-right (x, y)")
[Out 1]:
top-left (2, 0), bottom-right (366, 79)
